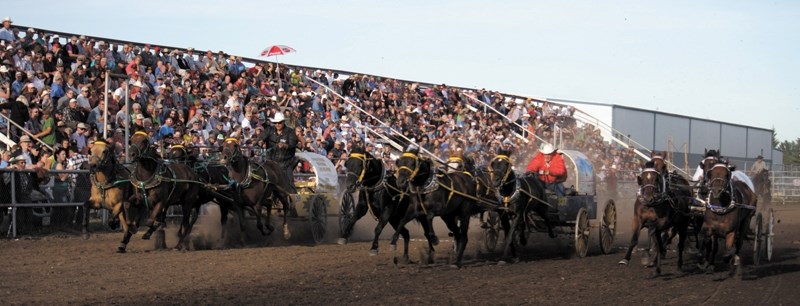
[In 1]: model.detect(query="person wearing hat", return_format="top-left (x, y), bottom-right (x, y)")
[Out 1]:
top-left (525, 143), bottom-right (567, 197)
top-left (71, 122), bottom-right (89, 153)
top-left (16, 134), bottom-right (35, 167)
top-left (263, 111), bottom-right (298, 190)
top-left (0, 17), bottom-right (14, 42)
top-left (749, 154), bottom-right (768, 177)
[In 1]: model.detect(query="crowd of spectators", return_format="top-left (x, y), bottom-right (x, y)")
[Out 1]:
top-left (0, 18), bottom-right (643, 185)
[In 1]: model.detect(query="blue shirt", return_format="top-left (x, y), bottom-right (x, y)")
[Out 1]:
top-left (50, 83), bottom-right (65, 100)
top-left (158, 125), bottom-right (174, 140)
top-left (0, 28), bottom-right (14, 42)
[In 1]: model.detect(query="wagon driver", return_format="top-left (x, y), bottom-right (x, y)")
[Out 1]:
top-left (264, 111), bottom-right (298, 192)
top-left (525, 143), bottom-right (567, 197)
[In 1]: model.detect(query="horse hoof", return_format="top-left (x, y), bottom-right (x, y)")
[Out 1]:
top-left (430, 236), bottom-right (440, 246)
top-left (83, 233), bottom-right (90, 240)
top-left (618, 259), bottom-right (630, 266)
top-left (706, 265), bottom-right (716, 274)
top-left (498, 260), bottom-right (508, 266)
top-left (117, 247), bottom-right (126, 254)
top-left (389, 244), bottom-right (397, 252)
top-left (337, 238), bottom-right (348, 245)
top-left (369, 249), bottom-right (379, 256)
top-left (447, 232), bottom-right (454, 237)
top-left (283, 226), bottom-right (291, 240)
top-left (141, 233), bottom-right (151, 240)
top-left (641, 257), bottom-right (653, 267)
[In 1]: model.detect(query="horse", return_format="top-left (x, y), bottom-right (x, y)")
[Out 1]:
top-left (698, 161), bottom-right (757, 278)
top-left (219, 138), bottom-right (294, 240)
top-left (84, 140), bottom-right (136, 253)
top-left (339, 146), bottom-right (437, 257)
top-left (618, 163), bottom-right (693, 276)
top-left (167, 143), bottom-right (240, 246)
top-left (488, 153), bottom-right (552, 261)
top-left (751, 169), bottom-right (771, 205)
top-left (391, 146), bottom-right (477, 267)
top-left (128, 131), bottom-right (203, 250)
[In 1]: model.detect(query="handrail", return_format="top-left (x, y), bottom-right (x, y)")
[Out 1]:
top-left (0, 113), bottom-right (54, 152)
top-left (458, 92), bottom-right (553, 145)
top-left (304, 77), bottom-right (445, 164)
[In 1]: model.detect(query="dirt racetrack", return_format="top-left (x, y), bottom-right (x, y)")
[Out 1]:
top-left (1, 198), bottom-right (799, 305)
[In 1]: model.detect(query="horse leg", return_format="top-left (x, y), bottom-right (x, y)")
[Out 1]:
top-left (441, 216), bottom-right (462, 268)
top-left (620, 219), bottom-right (642, 265)
top-left (339, 192), bottom-right (369, 244)
top-left (111, 202), bottom-right (132, 253)
top-left (502, 213), bottom-right (521, 260)
top-left (723, 231), bottom-right (739, 278)
top-left (369, 207), bottom-right (392, 256)
top-left (81, 201), bottom-right (92, 240)
top-left (455, 211), bottom-right (471, 268)
top-left (676, 223), bottom-right (688, 273)
top-left (500, 213), bottom-right (517, 261)
top-left (652, 229), bottom-right (665, 277)
top-left (275, 190), bottom-right (293, 240)
top-left (218, 203), bottom-right (229, 247)
top-left (142, 199), bottom-right (162, 240)
top-left (175, 202), bottom-right (196, 251)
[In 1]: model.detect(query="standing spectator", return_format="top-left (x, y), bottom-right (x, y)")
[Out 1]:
top-left (0, 17), bottom-right (15, 42)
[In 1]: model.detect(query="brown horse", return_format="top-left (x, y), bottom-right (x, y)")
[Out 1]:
top-left (751, 169), bottom-right (771, 205)
top-left (698, 162), bottom-right (757, 278)
top-left (129, 131), bottom-right (203, 250)
top-left (392, 146), bottom-right (477, 267)
top-left (619, 163), bottom-right (692, 276)
top-left (219, 138), bottom-right (294, 240)
top-left (84, 140), bottom-right (135, 253)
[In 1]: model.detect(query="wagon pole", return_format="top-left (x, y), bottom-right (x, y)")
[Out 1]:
top-left (304, 77), bottom-right (445, 165)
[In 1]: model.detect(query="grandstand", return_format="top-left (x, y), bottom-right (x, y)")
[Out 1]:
top-left (0, 22), bottom-right (778, 181)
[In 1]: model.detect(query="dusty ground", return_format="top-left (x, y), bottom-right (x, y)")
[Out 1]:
top-left (1, 196), bottom-right (798, 305)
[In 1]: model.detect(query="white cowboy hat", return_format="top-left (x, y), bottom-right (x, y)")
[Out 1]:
top-left (2, 17), bottom-right (12, 24)
top-left (540, 143), bottom-right (556, 155)
top-left (269, 112), bottom-right (286, 123)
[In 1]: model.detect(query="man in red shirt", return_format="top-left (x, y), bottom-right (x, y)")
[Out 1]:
top-left (525, 143), bottom-right (568, 196)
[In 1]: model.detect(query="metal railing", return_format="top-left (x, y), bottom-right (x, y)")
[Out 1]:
top-left (1, 168), bottom-right (92, 238)
top-left (0, 113), bottom-right (54, 152)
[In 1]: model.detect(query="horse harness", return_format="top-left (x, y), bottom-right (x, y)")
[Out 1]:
top-left (706, 164), bottom-right (756, 214)
top-left (89, 141), bottom-right (131, 209)
top-left (347, 153), bottom-right (389, 220)
top-left (489, 154), bottom-right (552, 211)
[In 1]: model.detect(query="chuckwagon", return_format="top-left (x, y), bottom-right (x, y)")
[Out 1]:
top-left (482, 150), bottom-right (617, 258)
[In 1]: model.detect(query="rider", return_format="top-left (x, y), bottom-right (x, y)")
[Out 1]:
top-left (749, 155), bottom-right (768, 177)
top-left (525, 143), bottom-right (567, 197)
top-left (692, 149), bottom-right (719, 199)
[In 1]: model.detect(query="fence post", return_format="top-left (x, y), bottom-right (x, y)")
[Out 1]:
top-left (10, 170), bottom-right (16, 238)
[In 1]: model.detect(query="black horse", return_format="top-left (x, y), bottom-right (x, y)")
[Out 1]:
top-left (129, 132), bottom-right (203, 250)
top-left (167, 144), bottom-right (240, 246)
top-left (619, 163), bottom-right (693, 276)
top-left (339, 146), bottom-right (437, 257)
top-left (392, 145), bottom-right (477, 267)
top-left (488, 153), bottom-right (552, 261)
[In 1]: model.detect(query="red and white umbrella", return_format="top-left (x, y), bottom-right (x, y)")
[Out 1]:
top-left (259, 45), bottom-right (296, 88)
top-left (260, 45), bottom-right (296, 57)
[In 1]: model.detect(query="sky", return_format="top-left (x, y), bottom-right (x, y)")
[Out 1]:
top-left (7, 1), bottom-right (800, 142)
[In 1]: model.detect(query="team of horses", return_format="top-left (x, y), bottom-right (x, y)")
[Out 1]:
top-left (82, 132), bottom-right (294, 252)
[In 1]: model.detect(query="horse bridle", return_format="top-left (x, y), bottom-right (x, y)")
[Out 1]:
top-left (130, 131), bottom-right (154, 161)
top-left (397, 152), bottom-right (423, 183)
top-left (221, 138), bottom-right (242, 162)
top-left (170, 144), bottom-right (188, 160)
top-left (707, 164), bottom-right (731, 200)
top-left (488, 154), bottom-right (514, 190)
top-left (638, 168), bottom-right (664, 203)
top-left (89, 141), bottom-right (115, 172)
top-left (346, 152), bottom-right (386, 191)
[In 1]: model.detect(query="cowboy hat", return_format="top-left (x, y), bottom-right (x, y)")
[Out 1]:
top-left (540, 143), bottom-right (556, 155)
top-left (10, 155), bottom-right (26, 163)
top-left (269, 112), bottom-right (286, 123)
top-left (19, 135), bottom-right (31, 142)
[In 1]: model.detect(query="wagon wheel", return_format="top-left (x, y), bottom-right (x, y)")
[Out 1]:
top-left (766, 208), bottom-right (775, 262)
top-left (310, 196), bottom-right (327, 244)
top-left (482, 211), bottom-right (500, 252)
top-left (752, 212), bottom-right (763, 266)
top-left (599, 199), bottom-right (617, 254)
top-left (574, 207), bottom-right (590, 258)
top-left (338, 192), bottom-right (355, 238)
